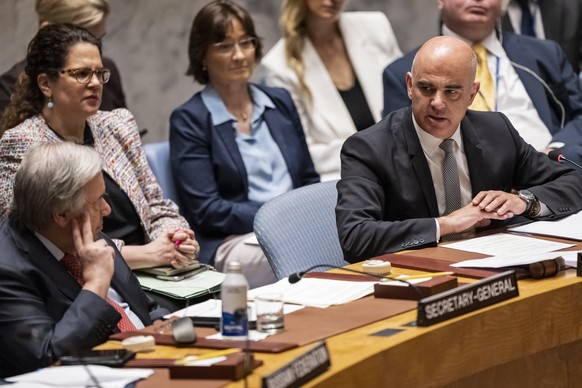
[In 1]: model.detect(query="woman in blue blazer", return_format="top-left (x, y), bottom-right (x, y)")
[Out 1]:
top-left (169, 1), bottom-right (319, 288)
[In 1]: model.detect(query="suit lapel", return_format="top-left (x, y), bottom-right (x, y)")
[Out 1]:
top-left (502, 34), bottom-right (554, 128)
top-left (341, 16), bottom-right (383, 121)
top-left (402, 110), bottom-right (439, 216)
top-left (214, 121), bottom-right (249, 192)
top-left (11, 226), bottom-right (81, 302)
top-left (459, 114), bottom-right (489, 195)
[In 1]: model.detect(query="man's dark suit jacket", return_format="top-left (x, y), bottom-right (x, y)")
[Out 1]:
top-left (336, 107), bottom-right (582, 262)
top-left (0, 220), bottom-right (168, 377)
top-left (382, 33), bottom-right (582, 154)
top-left (0, 57), bottom-right (126, 115)
top-left (502, 0), bottom-right (582, 73)
top-left (169, 85), bottom-right (320, 263)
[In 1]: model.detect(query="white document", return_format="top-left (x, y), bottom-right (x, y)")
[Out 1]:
top-left (452, 252), bottom-right (566, 268)
top-left (509, 211), bottom-right (582, 241)
top-left (442, 233), bottom-right (574, 256)
top-left (6, 365), bottom-right (153, 388)
top-left (247, 277), bottom-right (377, 308)
top-left (165, 298), bottom-right (304, 320)
top-left (560, 251), bottom-right (582, 268)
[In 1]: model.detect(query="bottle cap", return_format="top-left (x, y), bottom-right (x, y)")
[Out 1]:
top-left (226, 261), bottom-right (242, 273)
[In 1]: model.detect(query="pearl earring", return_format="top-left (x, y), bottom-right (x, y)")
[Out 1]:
top-left (47, 98), bottom-right (54, 109)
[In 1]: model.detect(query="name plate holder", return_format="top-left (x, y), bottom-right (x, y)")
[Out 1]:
top-left (417, 270), bottom-right (519, 327)
top-left (262, 341), bottom-right (330, 388)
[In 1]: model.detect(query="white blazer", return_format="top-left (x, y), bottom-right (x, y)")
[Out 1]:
top-left (260, 12), bottom-right (402, 181)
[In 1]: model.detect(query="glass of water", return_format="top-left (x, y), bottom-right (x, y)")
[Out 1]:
top-left (255, 293), bottom-right (285, 333)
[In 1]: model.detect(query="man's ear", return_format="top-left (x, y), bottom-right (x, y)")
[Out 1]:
top-left (406, 72), bottom-right (413, 100)
top-left (468, 81), bottom-right (480, 106)
top-left (37, 73), bottom-right (53, 98)
top-left (53, 212), bottom-right (73, 228)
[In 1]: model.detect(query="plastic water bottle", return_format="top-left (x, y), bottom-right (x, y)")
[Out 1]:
top-left (221, 261), bottom-right (249, 338)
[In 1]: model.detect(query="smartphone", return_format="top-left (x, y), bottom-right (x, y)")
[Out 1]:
top-left (60, 349), bottom-right (136, 367)
top-left (155, 266), bottom-right (208, 282)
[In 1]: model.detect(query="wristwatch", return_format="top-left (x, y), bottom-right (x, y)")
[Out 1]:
top-left (518, 190), bottom-right (540, 217)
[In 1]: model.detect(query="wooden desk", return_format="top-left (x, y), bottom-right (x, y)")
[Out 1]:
top-left (109, 242), bottom-right (582, 387)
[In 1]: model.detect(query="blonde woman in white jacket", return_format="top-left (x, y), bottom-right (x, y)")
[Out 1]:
top-left (261, 0), bottom-right (402, 181)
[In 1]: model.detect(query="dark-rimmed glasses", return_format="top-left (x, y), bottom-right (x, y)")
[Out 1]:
top-left (211, 37), bottom-right (257, 55)
top-left (59, 68), bottom-right (111, 84)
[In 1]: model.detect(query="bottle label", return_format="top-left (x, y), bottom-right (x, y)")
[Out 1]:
top-left (221, 285), bottom-right (248, 337)
top-left (221, 308), bottom-right (249, 337)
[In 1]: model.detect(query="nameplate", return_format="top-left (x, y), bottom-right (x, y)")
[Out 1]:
top-left (262, 341), bottom-right (330, 388)
top-left (417, 270), bottom-right (519, 327)
top-left (577, 252), bottom-right (582, 277)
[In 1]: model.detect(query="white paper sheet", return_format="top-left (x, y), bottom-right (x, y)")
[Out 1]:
top-left (509, 211), bottom-right (582, 241)
top-left (452, 252), bottom-right (566, 268)
top-left (165, 298), bottom-right (304, 320)
top-left (6, 365), bottom-right (153, 388)
top-left (442, 233), bottom-right (574, 256)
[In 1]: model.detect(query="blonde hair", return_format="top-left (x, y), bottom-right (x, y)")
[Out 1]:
top-left (35, 0), bottom-right (110, 28)
top-left (280, 0), bottom-right (312, 99)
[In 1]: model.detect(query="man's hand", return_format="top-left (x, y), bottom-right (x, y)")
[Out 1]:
top-left (437, 202), bottom-right (510, 237)
top-left (72, 214), bottom-right (114, 298)
top-left (472, 190), bottom-right (527, 218)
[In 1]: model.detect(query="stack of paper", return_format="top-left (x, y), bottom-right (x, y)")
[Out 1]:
top-left (137, 270), bottom-right (225, 299)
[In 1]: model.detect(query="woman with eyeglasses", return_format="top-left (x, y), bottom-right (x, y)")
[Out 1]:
top-left (260, 0), bottom-right (402, 181)
top-left (0, 24), bottom-right (200, 273)
top-left (170, 0), bottom-right (319, 288)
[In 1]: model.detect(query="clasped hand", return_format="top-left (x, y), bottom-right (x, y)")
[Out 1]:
top-left (438, 190), bottom-right (527, 236)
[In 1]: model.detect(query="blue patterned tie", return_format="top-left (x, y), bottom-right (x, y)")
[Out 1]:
top-left (517, 0), bottom-right (536, 37)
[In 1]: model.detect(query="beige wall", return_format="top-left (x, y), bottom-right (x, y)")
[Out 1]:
top-left (0, 0), bottom-right (438, 142)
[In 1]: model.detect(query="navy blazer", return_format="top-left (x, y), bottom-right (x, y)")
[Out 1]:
top-left (0, 220), bottom-right (168, 377)
top-left (502, 0), bottom-right (582, 73)
top-left (169, 85), bottom-right (319, 263)
top-left (336, 107), bottom-right (582, 261)
top-left (382, 33), bottom-right (582, 150)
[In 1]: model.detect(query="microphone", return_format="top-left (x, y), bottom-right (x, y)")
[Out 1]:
top-left (548, 149), bottom-right (582, 170)
top-left (288, 264), bottom-right (423, 299)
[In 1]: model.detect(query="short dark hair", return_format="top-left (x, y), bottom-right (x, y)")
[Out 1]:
top-left (186, 0), bottom-right (263, 84)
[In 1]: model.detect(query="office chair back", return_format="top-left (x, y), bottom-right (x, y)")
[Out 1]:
top-left (253, 180), bottom-right (348, 280)
top-left (143, 141), bottom-right (180, 207)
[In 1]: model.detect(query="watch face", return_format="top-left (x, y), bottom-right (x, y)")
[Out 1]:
top-left (519, 190), bottom-right (534, 201)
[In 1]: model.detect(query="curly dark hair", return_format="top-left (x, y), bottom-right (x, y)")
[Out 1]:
top-left (0, 23), bottom-right (101, 135)
top-left (186, 0), bottom-right (263, 84)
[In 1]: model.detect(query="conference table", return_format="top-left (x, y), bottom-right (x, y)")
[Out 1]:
top-left (102, 233), bottom-right (582, 387)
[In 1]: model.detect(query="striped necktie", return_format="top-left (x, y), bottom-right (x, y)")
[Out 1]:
top-left (439, 139), bottom-right (464, 241)
top-left (61, 253), bottom-right (137, 332)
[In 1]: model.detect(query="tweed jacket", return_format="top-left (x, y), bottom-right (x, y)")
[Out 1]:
top-left (0, 109), bottom-right (189, 248)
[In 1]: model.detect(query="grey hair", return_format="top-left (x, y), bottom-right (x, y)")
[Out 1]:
top-left (11, 142), bottom-right (103, 231)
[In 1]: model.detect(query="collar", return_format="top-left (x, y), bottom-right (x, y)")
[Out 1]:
top-left (201, 84), bottom-right (275, 127)
top-left (33, 231), bottom-right (65, 261)
top-left (411, 112), bottom-right (463, 156)
top-left (442, 26), bottom-right (505, 59)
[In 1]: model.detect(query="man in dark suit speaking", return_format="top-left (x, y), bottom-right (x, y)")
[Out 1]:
top-left (336, 36), bottom-right (582, 262)
top-left (0, 142), bottom-right (168, 377)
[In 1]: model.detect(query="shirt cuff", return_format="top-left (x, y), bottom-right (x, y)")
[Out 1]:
top-left (435, 218), bottom-right (441, 242)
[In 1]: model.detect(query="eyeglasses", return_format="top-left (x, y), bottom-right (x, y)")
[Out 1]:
top-left (59, 68), bottom-right (111, 84)
top-left (211, 37), bottom-right (257, 55)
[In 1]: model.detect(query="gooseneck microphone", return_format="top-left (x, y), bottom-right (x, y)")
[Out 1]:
top-left (288, 264), bottom-right (423, 299)
top-left (548, 149), bottom-right (582, 170)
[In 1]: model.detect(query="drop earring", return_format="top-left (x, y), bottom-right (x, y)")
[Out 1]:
top-left (47, 97), bottom-right (54, 109)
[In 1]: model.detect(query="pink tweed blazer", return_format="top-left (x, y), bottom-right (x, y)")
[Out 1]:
top-left (0, 108), bottom-right (189, 248)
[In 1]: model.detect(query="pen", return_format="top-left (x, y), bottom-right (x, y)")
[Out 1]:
top-left (385, 271), bottom-right (455, 281)
top-left (175, 239), bottom-right (182, 247)
top-left (175, 348), bottom-right (240, 365)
